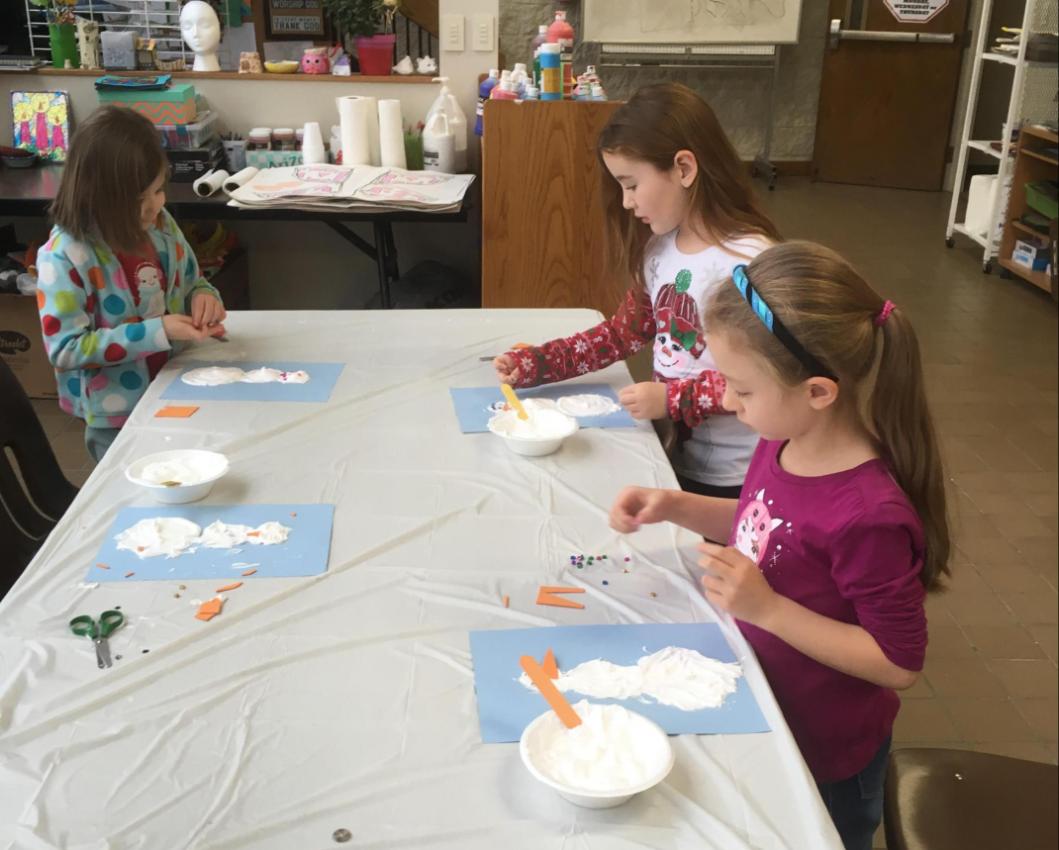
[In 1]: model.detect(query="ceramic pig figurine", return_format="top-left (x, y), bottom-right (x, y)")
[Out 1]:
top-left (300, 47), bottom-right (330, 75)
top-left (76, 18), bottom-right (101, 70)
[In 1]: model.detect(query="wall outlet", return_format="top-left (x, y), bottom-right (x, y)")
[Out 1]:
top-left (441, 14), bottom-right (465, 52)
top-left (472, 14), bottom-right (494, 52)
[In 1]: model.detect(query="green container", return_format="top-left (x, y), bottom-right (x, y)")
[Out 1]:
top-left (1025, 181), bottom-right (1058, 220)
top-left (48, 23), bottom-right (80, 70)
top-left (404, 132), bottom-right (424, 170)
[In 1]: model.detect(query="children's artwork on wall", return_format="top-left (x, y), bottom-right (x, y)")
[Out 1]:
top-left (11, 91), bottom-right (71, 162)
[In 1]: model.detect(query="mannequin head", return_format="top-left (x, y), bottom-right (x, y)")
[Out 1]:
top-left (180, 1), bottom-right (221, 71)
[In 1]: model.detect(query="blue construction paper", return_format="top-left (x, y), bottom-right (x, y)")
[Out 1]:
top-left (449, 384), bottom-right (636, 432)
top-left (87, 504), bottom-right (334, 582)
top-left (160, 362), bottom-right (344, 403)
top-left (469, 622), bottom-right (769, 743)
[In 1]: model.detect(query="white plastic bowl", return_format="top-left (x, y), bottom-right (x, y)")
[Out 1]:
top-left (487, 406), bottom-right (579, 457)
top-left (125, 449), bottom-right (229, 504)
top-left (519, 706), bottom-right (674, 808)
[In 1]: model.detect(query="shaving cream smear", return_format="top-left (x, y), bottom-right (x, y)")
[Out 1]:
top-left (182, 366), bottom-right (310, 386)
top-left (116, 518), bottom-right (291, 559)
top-left (518, 646), bottom-right (742, 711)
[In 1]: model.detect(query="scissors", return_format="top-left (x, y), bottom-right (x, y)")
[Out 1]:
top-left (69, 610), bottom-right (125, 669)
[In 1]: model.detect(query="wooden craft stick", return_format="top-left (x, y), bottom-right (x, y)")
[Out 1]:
top-left (539, 586), bottom-right (585, 594)
top-left (520, 655), bottom-right (581, 729)
top-left (240, 568), bottom-right (257, 576)
top-left (215, 582), bottom-right (243, 593)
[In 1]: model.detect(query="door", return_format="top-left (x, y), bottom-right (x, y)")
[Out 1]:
top-left (813, 0), bottom-right (970, 190)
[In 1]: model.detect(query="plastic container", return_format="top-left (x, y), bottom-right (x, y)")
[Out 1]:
top-left (427, 77), bottom-right (468, 172)
top-left (125, 449), bottom-right (229, 504)
top-left (591, 83), bottom-right (607, 102)
top-left (475, 68), bottom-right (499, 136)
top-left (512, 62), bottom-right (529, 97)
top-left (155, 110), bottom-right (219, 150)
top-left (487, 404), bottom-right (578, 456)
top-left (519, 706), bottom-right (674, 808)
top-left (547, 10), bottom-right (575, 98)
top-left (272, 128), bottom-right (296, 151)
top-left (524, 83), bottom-right (540, 101)
top-left (1025, 180), bottom-right (1058, 220)
top-left (422, 111), bottom-right (455, 173)
top-left (539, 43), bottom-right (562, 101)
top-left (247, 127), bottom-right (272, 151)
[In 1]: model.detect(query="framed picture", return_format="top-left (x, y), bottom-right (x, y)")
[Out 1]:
top-left (264, 0), bottom-right (330, 39)
top-left (11, 91), bottom-right (71, 162)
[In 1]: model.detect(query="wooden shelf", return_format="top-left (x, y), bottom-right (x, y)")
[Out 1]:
top-left (999, 257), bottom-right (1052, 293)
top-left (1022, 149), bottom-right (1059, 167)
top-left (1010, 220), bottom-right (1051, 240)
top-left (1021, 124), bottom-right (1059, 145)
top-left (33, 68), bottom-right (435, 84)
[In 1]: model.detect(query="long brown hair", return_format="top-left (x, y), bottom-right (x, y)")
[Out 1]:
top-left (703, 241), bottom-right (950, 591)
top-left (50, 105), bottom-right (167, 253)
top-left (597, 83), bottom-right (781, 290)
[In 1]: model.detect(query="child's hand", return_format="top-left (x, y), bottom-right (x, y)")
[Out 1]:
top-left (190, 292), bottom-right (227, 330)
top-left (494, 354), bottom-right (521, 385)
top-left (698, 541), bottom-right (780, 627)
top-left (618, 381), bottom-right (667, 420)
top-left (163, 314), bottom-right (211, 342)
top-left (609, 486), bottom-right (670, 533)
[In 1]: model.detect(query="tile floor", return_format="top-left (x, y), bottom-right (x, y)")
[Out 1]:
top-left (29, 178), bottom-right (1058, 846)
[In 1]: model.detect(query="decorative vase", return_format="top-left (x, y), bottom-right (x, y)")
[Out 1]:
top-left (355, 34), bottom-right (396, 76)
top-left (48, 23), bottom-right (80, 70)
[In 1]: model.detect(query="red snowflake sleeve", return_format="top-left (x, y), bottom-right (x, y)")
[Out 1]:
top-left (665, 370), bottom-right (729, 426)
top-left (509, 289), bottom-right (655, 388)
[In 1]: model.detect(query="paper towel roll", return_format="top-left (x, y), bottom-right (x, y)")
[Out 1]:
top-left (223, 166), bottom-right (259, 194)
top-left (301, 121), bottom-right (326, 165)
top-left (193, 169), bottom-right (230, 198)
top-left (377, 99), bottom-right (406, 169)
top-left (337, 95), bottom-right (373, 166)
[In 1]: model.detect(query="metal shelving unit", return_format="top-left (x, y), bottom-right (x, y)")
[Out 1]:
top-left (945, 0), bottom-right (1058, 273)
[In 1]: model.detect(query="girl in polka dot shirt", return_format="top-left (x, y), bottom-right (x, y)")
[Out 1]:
top-left (36, 105), bottom-right (226, 461)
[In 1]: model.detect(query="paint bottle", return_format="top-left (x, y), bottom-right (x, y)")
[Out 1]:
top-left (546, 10), bottom-right (575, 99)
top-left (512, 62), bottom-right (529, 98)
top-left (475, 68), bottom-right (499, 136)
top-left (539, 43), bottom-right (562, 101)
top-left (591, 83), bottom-right (608, 102)
top-left (524, 83), bottom-right (539, 101)
top-left (422, 111), bottom-right (455, 173)
top-left (490, 78), bottom-right (519, 102)
top-left (531, 24), bottom-right (548, 86)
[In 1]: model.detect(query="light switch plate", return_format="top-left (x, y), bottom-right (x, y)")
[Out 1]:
top-left (472, 14), bottom-right (494, 52)
top-left (441, 14), bottom-right (465, 52)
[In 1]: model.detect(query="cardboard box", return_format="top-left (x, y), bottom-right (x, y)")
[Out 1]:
top-left (98, 83), bottom-right (198, 125)
top-left (0, 292), bottom-right (57, 399)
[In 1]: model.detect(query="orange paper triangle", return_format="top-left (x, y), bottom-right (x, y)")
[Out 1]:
top-left (541, 648), bottom-right (559, 679)
top-left (536, 586), bottom-right (585, 609)
top-left (155, 405), bottom-right (200, 418)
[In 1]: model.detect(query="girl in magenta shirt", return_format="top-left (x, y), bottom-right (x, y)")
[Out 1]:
top-left (610, 241), bottom-right (950, 850)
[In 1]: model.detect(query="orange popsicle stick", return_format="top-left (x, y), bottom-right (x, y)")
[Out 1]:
top-left (539, 586), bottom-right (585, 594)
top-left (215, 582), bottom-right (243, 593)
top-left (241, 568), bottom-right (257, 577)
top-left (541, 648), bottom-right (559, 679)
top-left (155, 405), bottom-right (200, 418)
top-left (520, 655), bottom-right (581, 729)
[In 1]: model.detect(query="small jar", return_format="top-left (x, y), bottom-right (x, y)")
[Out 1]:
top-left (295, 128), bottom-right (304, 150)
top-left (273, 128), bottom-right (296, 151)
top-left (247, 127), bottom-right (272, 151)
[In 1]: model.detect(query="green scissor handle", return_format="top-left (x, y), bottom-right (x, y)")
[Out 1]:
top-left (69, 610), bottom-right (125, 639)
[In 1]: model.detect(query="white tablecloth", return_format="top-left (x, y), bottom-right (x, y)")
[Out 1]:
top-left (0, 310), bottom-right (842, 850)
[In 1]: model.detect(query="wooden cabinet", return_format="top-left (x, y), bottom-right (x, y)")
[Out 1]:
top-left (481, 100), bottom-right (624, 312)
top-left (998, 124), bottom-right (1058, 299)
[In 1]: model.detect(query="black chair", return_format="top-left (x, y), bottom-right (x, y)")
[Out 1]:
top-left (0, 355), bottom-right (78, 585)
top-left (885, 747), bottom-right (1059, 850)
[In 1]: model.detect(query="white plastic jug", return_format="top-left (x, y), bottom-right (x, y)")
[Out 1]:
top-left (427, 76), bottom-right (467, 172)
top-left (422, 111), bottom-right (455, 173)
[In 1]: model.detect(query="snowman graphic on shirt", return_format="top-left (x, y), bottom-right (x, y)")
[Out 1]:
top-left (135, 261), bottom-right (165, 317)
top-left (653, 268), bottom-right (709, 380)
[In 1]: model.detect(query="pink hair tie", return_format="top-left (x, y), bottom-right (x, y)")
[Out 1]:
top-left (875, 300), bottom-right (896, 327)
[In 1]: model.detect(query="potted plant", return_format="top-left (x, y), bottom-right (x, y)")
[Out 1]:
top-left (29, 0), bottom-right (80, 69)
top-left (321, 0), bottom-right (399, 76)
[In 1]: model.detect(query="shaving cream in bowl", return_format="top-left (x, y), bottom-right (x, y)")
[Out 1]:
top-left (125, 449), bottom-right (229, 504)
top-left (488, 399), bottom-right (579, 457)
top-left (519, 701), bottom-right (674, 808)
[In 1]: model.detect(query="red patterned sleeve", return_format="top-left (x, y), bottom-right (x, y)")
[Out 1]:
top-left (665, 370), bottom-right (729, 427)
top-left (508, 289), bottom-right (655, 388)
